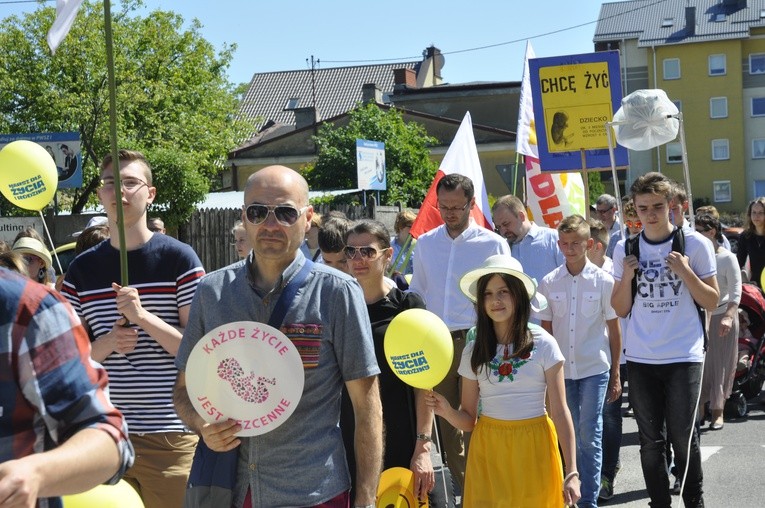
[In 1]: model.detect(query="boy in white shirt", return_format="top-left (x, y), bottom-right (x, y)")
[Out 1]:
top-left (611, 172), bottom-right (718, 507)
top-left (537, 214), bottom-right (622, 508)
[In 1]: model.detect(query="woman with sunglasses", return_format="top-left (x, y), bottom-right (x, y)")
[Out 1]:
top-left (695, 213), bottom-right (741, 431)
top-left (425, 255), bottom-right (580, 507)
top-left (341, 219), bottom-right (450, 505)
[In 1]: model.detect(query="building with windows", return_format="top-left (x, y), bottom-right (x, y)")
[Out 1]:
top-left (594, 0), bottom-right (765, 210)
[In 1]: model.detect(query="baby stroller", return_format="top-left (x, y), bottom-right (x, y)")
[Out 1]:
top-left (725, 283), bottom-right (765, 418)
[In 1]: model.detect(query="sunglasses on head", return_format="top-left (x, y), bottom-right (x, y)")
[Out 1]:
top-left (244, 204), bottom-right (307, 226)
top-left (344, 245), bottom-right (383, 260)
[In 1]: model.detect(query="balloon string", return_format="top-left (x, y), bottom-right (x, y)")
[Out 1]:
top-left (430, 407), bottom-right (450, 505)
top-left (39, 210), bottom-right (63, 275)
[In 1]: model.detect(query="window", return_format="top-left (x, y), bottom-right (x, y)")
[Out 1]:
top-left (663, 59), bottom-right (681, 80)
top-left (753, 139), bottom-right (765, 159)
top-left (709, 54), bottom-right (726, 76)
top-left (284, 98), bottom-right (301, 110)
top-left (750, 53), bottom-right (765, 75)
top-left (712, 139), bottom-right (730, 160)
top-left (710, 97), bottom-right (728, 118)
top-left (662, 18), bottom-right (674, 27)
top-left (667, 142), bottom-right (683, 163)
top-left (713, 181), bottom-right (731, 203)
top-left (752, 97), bottom-right (765, 117)
top-left (673, 100), bottom-right (683, 112)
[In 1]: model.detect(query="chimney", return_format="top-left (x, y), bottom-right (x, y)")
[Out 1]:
top-left (361, 83), bottom-right (383, 104)
top-left (294, 107), bottom-right (318, 129)
top-left (393, 68), bottom-right (417, 89)
top-left (685, 6), bottom-right (696, 36)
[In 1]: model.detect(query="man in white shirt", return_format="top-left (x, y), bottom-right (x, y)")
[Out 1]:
top-left (491, 194), bottom-right (563, 286)
top-left (409, 174), bottom-right (510, 492)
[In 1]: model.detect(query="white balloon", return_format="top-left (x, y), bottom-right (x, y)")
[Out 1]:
top-left (612, 89), bottom-right (680, 151)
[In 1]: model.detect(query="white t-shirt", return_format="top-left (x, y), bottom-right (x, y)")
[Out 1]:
top-left (612, 229), bottom-right (716, 364)
top-left (459, 326), bottom-right (564, 420)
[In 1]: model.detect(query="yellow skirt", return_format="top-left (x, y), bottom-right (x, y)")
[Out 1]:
top-left (464, 415), bottom-right (564, 508)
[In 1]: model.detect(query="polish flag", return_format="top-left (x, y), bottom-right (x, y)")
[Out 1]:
top-left (47, 0), bottom-right (84, 54)
top-left (409, 112), bottom-right (493, 238)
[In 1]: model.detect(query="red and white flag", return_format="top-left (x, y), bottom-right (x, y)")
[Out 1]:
top-left (517, 41), bottom-right (586, 228)
top-left (47, 0), bottom-right (84, 54)
top-left (410, 112), bottom-right (493, 238)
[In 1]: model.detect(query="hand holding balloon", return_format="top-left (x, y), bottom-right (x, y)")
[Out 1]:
top-left (424, 390), bottom-right (451, 417)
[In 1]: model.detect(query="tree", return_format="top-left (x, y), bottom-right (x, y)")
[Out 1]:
top-left (588, 171), bottom-right (605, 205)
top-left (0, 1), bottom-right (252, 226)
top-left (303, 103), bottom-right (438, 207)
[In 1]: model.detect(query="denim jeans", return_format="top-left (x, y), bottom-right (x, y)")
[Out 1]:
top-left (601, 363), bottom-right (627, 482)
top-left (627, 361), bottom-right (704, 508)
top-left (565, 371), bottom-right (609, 508)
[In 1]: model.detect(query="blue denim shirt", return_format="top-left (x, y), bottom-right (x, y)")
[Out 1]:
top-left (177, 252), bottom-right (379, 507)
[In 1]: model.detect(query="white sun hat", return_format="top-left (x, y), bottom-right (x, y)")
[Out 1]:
top-left (459, 254), bottom-right (547, 312)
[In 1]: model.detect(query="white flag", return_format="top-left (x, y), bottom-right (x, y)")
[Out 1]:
top-left (47, 0), bottom-right (84, 54)
top-left (516, 41), bottom-right (538, 158)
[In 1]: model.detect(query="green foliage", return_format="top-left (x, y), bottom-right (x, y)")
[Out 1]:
top-left (305, 103), bottom-right (438, 207)
top-left (0, 1), bottom-right (252, 226)
top-left (587, 171), bottom-right (605, 204)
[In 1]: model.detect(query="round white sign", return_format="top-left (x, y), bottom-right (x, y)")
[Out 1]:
top-left (185, 321), bottom-right (305, 436)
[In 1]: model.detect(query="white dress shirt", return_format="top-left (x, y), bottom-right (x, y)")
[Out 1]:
top-left (536, 260), bottom-right (618, 379)
top-left (409, 221), bottom-right (510, 330)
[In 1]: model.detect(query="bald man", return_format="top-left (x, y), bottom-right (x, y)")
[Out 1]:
top-left (174, 166), bottom-right (383, 508)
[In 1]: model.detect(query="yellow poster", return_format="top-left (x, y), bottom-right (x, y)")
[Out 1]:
top-left (538, 62), bottom-right (613, 152)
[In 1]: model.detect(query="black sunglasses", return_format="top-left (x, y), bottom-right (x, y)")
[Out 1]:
top-left (244, 204), bottom-right (307, 226)
top-left (344, 245), bottom-right (383, 260)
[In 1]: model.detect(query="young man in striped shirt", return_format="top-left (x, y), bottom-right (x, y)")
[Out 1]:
top-left (62, 150), bottom-right (205, 508)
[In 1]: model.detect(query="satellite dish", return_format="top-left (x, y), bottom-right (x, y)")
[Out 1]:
top-left (612, 89), bottom-right (679, 151)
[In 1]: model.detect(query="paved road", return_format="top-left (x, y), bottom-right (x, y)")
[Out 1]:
top-left (600, 393), bottom-right (765, 507)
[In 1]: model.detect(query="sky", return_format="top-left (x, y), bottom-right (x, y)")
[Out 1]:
top-left (0, 0), bottom-right (607, 86)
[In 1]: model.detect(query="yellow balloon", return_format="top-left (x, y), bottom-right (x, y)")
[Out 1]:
top-left (0, 140), bottom-right (58, 210)
top-left (384, 308), bottom-right (453, 390)
top-left (377, 467), bottom-right (428, 508)
top-left (63, 480), bottom-right (144, 508)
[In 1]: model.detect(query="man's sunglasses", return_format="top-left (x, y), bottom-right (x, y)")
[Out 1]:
top-left (244, 204), bottom-right (308, 226)
top-left (344, 245), bottom-right (384, 260)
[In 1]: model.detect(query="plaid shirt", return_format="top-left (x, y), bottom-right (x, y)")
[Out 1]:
top-left (0, 268), bottom-right (134, 507)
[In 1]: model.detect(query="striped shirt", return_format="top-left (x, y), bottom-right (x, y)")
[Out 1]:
top-left (0, 267), bottom-right (134, 507)
top-left (62, 234), bottom-right (204, 433)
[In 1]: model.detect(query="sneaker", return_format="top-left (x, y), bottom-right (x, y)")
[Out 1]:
top-left (671, 476), bottom-right (681, 495)
top-left (599, 478), bottom-right (614, 501)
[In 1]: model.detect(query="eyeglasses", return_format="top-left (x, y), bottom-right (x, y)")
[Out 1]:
top-left (625, 220), bottom-right (642, 228)
top-left (244, 203), bottom-right (308, 226)
top-left (344, 245), bottom-right (384, 260)
top-left (596, 206), bottom-right (614, 214)
top-left (437, 202), bottom-right (469, 213)
top-left (100, 177), bottom-right (149, 192)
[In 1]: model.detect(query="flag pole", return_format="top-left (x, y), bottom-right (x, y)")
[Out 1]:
top-left (103, 0), bottom-right (129, 286)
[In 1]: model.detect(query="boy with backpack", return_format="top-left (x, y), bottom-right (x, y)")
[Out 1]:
top-left (611, 172), bottom-right (719, 508)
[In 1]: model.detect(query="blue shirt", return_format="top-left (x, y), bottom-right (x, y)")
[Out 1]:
top-left (510, 223), bottom-right (564, 285)
top-left (177, 252), bottom-right (379, 507)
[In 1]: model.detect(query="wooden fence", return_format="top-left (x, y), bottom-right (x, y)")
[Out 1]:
top-left (178, 198), bottom-right (414, 272)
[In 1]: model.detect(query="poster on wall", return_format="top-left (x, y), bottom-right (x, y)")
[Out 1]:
top-left (529, 51), bottom-right (628, 171)
top-left (0, 132), bottom-right (82, 189)
top-left (356, 139), bottom-right (386, 191)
